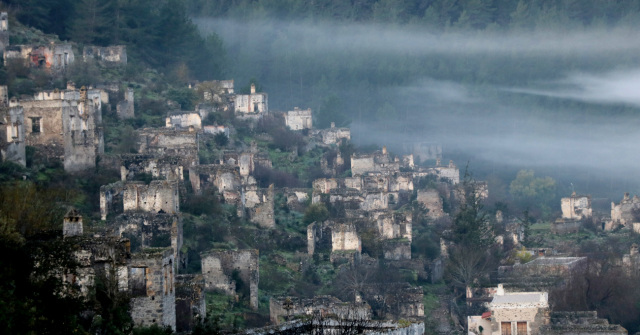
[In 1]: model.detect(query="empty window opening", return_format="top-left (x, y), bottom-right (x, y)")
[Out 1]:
top-left (30, 117), bottom-right (41, 133)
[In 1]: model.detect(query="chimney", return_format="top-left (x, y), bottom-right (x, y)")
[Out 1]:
top-left (250, 83), bottom-right (256, 94)
top-left (496, 284), bottom-right (504, 296)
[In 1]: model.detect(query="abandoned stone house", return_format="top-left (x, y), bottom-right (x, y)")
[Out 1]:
top-left (117, 87), bottom-right (135, 119)
top-left (307, 220), bottom-right (362, 256)
top-left (233, 83), bottom-right (268, 117)
top-left (135, 128), bottom-right (198, 170)
top-left (189, 164), bottom-right (242, 196)
top-left (609, 193), bottom-right (640, 228)
top-left (269, 295), bottom-right (372, 325)
top-left (0, 100), bottom-right (26, 165)
top-left (284, 107), bottom-right (312, 130)
top-left (0, 12), bottom-right (8, 53)
top-left (468, 285), bottom-right (627, 335)
top-left (351, 147), bottom-right (401, 176)
top-left (560, 192), bottom-right (592, 220)
top-left (203, 124), bottom-right (229, 136)
top-left (83, 45), bottom-right (127, 65)
top-left (242, 182), bottom-right (275, 228)
top-left (200, 249), bottom-right (260, 310)
top-left (100, 180), bottom-right (180, 220)
top-left (309, 121), bottom-right (351, 146)
top-left (417, 189), bottom-right (445, 218)
top-left (63, 211), bottom-right (203, 332)
top-left (175, 274), bottom-right (206, 333)
top-left (622, 244), bottom-right (640, 277)
top-left (129, 248), bottom-right (177, 330)
top-left (195, 79), bottom-right (235, 102)
top-left (282, 187), bottom-right (310, 211)
top-left (4, 43), bottom-right (74, 71)
top-left (497, 257), bottom-right (587, 292)
top-left (165, 111), bottom-right (201, 130)
top-left (222, 149), bottom-right (273, 177)
top-left (119, 153), bottom-right (185, 182)
top-left (18, 86), bottom-right (105, 172)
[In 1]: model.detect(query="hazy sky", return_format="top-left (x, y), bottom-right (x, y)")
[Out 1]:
top-left (198, 18), bottom-right (640, 193)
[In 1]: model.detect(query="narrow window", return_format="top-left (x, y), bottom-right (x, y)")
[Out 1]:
top-left (30, 117), bottom-right (41, 133)
top-left (129, 267), bottom-right (146, 296)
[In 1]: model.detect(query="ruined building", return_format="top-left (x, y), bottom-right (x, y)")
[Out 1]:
top-left (175, 274), bottom-right (206, 333)
top-left (560, 192), bottom-right (592, 220)
top-left (100, 180), bottom-right (180, 220)
top-left (135, 128), bottom-right (198, 171)
top-left (83, 45), bottom-right (127, 65)
top-left (4, 43), bottom-right (74, 71)
top-left (233, 83), bottom-right (268, 118)
top-left (19, 86), bottom-right (105, 172)
top-left (269, 296), bottom-right (371, 325)
top-left (622, 243), bottom-right (640, 277)
top-left (284, 107), bottom-right (312, 130)
top-left (468, 285), bottom-right (627, 335)
top-left (310, 122), bottom-right (351, 146)
top-left (201, 249), bottom-right (259, 310)
top-left (0, 96), bottom-right (26, 165)
top-left (0, 12), bottom-right (8, 53)
top-left (165, 111), bottom-right (201, 130)
top-left (120, 154), bottom-right (185, 182)
top-left (609, 193), bottom-right (640, 228)
top-left (117, 87), bottom-right (135, 119)
top-left (129, 248), bottom-right (176, 330)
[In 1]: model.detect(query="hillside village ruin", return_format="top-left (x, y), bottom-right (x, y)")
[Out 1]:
top-left (1, 10), bottom-right (640, 335)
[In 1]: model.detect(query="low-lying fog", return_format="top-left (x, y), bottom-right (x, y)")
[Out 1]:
top-left (196, 18), bottom-right (640, 198)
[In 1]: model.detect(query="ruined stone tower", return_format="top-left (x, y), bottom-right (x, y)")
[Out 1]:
top-left (0, 12), bottom-right (8, 53)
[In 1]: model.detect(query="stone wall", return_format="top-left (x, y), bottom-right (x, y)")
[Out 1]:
top-left (269, 295), bottom-right (371, 325)
top-left (83, 45), bottom-right (127, 65)
top-left (109, 212), bottom-right (182, 263)
top-left (0, 12), bottom-right (8, 53)
top-left (0, 104), bottom-right (26, 165)
top-left (5, 43), bottom-right (74, 70)
top-left (234, 86), bottom-right (268, 116)
top-left (243, 183), bottom-right (275, 228)
top-left (200, 249), bottom-right (259, 309)
top-left (417, 189), bottom-right (445, 218)
top-left (166, 112), bottom-right (201, 130)
top-left (63, 96), bottom-right (103, 172)
top-left (136, 128), bottom-right (197, 167)
top-left (175, 274), bottom-right (206, 333)
top-left (540, 311), bottom-right (628, 335)
top-left (129, 248), bottom-right (176, 330)
top-left (120, 154), bottom-right (184, 182)
top-left (309, 123), bottom-right (351, 145)
top-left (100, 180), bottom-right (180, 220)
top-left (284, 107), bottom-right (312, 130)
top-left (610, 193), bottom-right (640, 227)
top-left (189, 164), bottom-right (242, 199)
top-left (561, 193), bottom-right (592, 220)
top-left (117, 88), bottom-right (135, 119)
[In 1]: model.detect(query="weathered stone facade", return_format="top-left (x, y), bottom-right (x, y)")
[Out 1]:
top-left (100, 180), bottom-right (180, 220)
top-left (233, 84), bottom-right (268, 118)
top-left (129, 248), bottom-right (176, 330)
top-left (0, 12), bottom-right (8, 53)
top-left (269, 295), bottom-right (371, 325)
top-left (63, 208), bottom-right (83, 237)
top-left (120, 154), bottom-right (185, 182)
top-left (189, 164), bottom-right (242, 198)
top-left (166, 111), bottom-right (201, 130)
top-left (136, 128), bottom-right (198, 168)
top-left (487, 286), bottom-right (549, 335)
top-left (0, 102), bottom-right (26, 165)
top-left (622, 244), bottom-right (640, 277)
top-left (284, 107), bottom-right (312, 130)
top-left (417, 189), bottom-right (445, 218)
top-left (19, 87), bottom-right (105, 172)
top-left (175, 274), bottom-right (206, 333)
top-left (83, 45), bottom-right (127, 65)
top-left (109, 212), bottom-right (182, 263)
top-left (243, 183), bottom-right (275, 228)
top-left (310, 122), bottom-right (351, 146)
top-left (307, 221), bottom-right (362, 257)
top-left (4, 43), bottom-right (74, 71)
top-left (201, 249), bottom-right (259, 309)
top-left (560, 192), bottom-right (592, 220)
top-left (117, 88), bottom-right (135, 119)
top-left (610, 193), bottom-right (640, 228)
